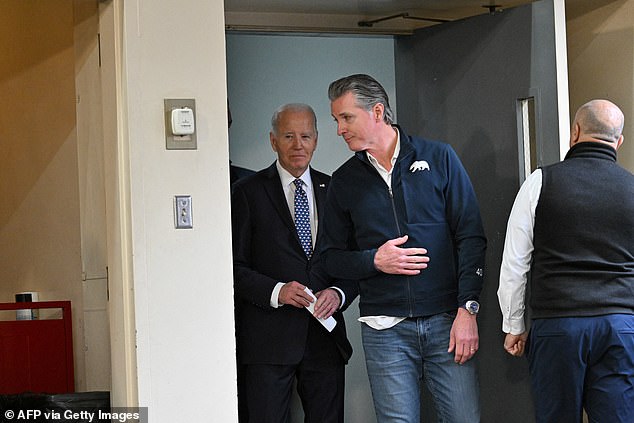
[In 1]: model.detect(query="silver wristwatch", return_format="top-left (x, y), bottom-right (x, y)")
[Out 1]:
top-left (462, 300), bottom-right (480, 315)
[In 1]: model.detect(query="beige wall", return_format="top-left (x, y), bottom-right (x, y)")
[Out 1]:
top-left (567, 0), bottom-right (634, 171)
top-left (0, 0), bottom-right (87, 390)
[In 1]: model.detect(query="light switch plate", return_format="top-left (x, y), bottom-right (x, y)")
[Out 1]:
top-left (174, 195), bottom-right (193, 229)
top-left (165, 99), bottom-right (197, 150)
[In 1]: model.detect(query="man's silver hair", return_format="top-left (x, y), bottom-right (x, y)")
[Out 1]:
top-left (328, 74), bottom-right (394, 125)
top-left (271, 103), bottom-right (318, 135)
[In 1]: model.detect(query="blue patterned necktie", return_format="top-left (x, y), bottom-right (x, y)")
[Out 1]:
top-left (293, 179), bottom-right (313, 259)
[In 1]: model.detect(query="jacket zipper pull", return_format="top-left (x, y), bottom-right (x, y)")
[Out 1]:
top-left (387, 186), bottom-right (402, 236)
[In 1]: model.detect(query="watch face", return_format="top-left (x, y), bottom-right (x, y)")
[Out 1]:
top-left (466, 300), bottom-right (480, 314)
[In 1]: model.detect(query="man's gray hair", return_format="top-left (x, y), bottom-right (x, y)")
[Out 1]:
top-left (271, 103), bottom-right (318, 135)
top-left (328, 74), bottom-right (395, 125)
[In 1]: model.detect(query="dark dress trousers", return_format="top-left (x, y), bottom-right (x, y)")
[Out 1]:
top-left (231, 162), bottom-right (355, 423)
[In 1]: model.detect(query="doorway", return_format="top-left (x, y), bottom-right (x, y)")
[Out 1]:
top-left (227, 2), bottom-right (567, 422)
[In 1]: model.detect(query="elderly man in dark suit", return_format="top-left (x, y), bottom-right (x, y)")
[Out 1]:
top-left (231, 103), bottom-right (356, 423)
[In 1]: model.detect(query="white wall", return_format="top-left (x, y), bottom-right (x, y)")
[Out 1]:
top-left (226, 32), bottom-right (397, 423)
top-left (119, 1), bottom-right (236, 421)
top-left (75, 0), bottom-right (111, 391)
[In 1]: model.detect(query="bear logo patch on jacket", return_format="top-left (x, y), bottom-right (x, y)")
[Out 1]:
top-left (410, 160), bottom-right (430, 172)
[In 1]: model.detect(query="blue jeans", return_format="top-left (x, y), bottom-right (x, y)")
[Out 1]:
top-left (528, 314), bottom-right (634, 423)
top-left (361, 313), bottom-right (480, 423)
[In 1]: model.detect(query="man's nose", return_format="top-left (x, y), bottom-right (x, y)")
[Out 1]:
top-left (337, 123), bottom-right (346, 136)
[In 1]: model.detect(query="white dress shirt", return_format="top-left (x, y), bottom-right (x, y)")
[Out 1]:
top-left (498, 169), bottom-right (543, 335)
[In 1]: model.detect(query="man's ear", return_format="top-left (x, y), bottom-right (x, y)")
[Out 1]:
top-left (269, 132), bottom-right (278, 152)
top-left (570, 122), bottom-right (581, 146)
top-left (616, 134), bottom-right (624, 150)
top-left (373, 103), bottom-right (384, 122)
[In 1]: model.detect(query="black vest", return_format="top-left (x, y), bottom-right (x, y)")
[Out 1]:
top-left (530, 142), bottom-right (634, 318)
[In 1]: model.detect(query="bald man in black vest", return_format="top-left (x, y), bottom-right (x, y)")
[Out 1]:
top-left (499, 99), bottom-right (634, 423)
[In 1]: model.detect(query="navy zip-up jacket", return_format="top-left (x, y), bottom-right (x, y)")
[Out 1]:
top-left (322, 126), bottom-right (486, 318)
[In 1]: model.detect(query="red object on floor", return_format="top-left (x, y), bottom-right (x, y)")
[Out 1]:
top-left (0, 301), bottom-right (74, 394)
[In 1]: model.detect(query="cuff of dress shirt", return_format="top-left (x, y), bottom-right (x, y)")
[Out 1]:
top-left (502, 317), bottom-right (526, 335)
top-left (270, 282), bottom-right (285, 308)
top-left (330, 286), bottom-right (345, 309)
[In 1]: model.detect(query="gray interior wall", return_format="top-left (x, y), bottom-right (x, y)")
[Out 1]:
top-left (226, 32), bottom-right (397, 423)
top-left (394, 1), bottom-right (563, 422)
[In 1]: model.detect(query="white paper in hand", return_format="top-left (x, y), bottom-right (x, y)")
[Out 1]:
top-left (304, 287), bottom-right (337, 332)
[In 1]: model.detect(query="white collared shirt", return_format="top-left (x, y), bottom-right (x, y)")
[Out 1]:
top-left (498, 169), bottom-right (542, 335)
top-left (366, 133), bottom-right (400, 188)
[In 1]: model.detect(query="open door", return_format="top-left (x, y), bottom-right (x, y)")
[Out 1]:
top-left (395, 1), bottom-right (567, 421)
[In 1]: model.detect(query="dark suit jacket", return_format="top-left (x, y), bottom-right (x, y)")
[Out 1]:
top-left (232, 162), bottom-right (356, 366)
top-left (230, 162), bottom-right (255, 185)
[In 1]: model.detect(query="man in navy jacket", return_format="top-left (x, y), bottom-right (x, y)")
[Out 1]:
top-left (323, 74), bottom-right (486, 423)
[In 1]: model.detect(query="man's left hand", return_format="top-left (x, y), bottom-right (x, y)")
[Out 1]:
top-left (313, 288), bottom-right (341, 319)
top-left (504, 332), bottom-right (528, 357)
top-left (448, 308), bottom-right (479, 365)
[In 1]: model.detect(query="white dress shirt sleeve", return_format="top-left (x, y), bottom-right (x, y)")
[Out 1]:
top-left (498, 169), bottom-right (542, 335)
top-left (270, 282), bottom-right (285, 308)
top-left (330, 286), bottom-right (346, 309)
